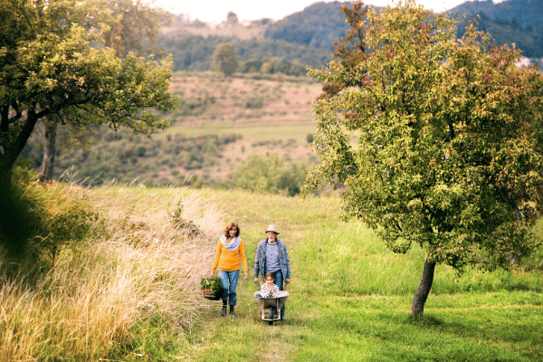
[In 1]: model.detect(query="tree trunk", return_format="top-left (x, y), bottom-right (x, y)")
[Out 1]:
top-left (0, 110), bottom-right (41, 256)
top-left (0, 162), bottom-right (12, 206)
top-left (0, 160), bottom-right (17, 254)
top-left (38, 116), bottom-right (58, 183)
top-left (411, 259), bottom-right (436, 317)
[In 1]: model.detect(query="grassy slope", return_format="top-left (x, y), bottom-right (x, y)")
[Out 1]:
top-left (164, 72), bottom-right (322, 180)
top-left (51, 72), bottom-right (322, 186)
top-left (89, 187), bottom-right (543, 362)
top-left (3, 180), bottom-right (541, 361)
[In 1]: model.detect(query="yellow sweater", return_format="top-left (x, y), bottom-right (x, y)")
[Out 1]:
top-left (212, 238), bottom-right (248, 273)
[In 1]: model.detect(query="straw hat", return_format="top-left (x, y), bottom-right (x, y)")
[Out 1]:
top-left (265, 225), bottom-right (280, 234)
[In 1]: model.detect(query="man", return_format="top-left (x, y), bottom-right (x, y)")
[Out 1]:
top-left (254, 225), bottom-right (291, 320)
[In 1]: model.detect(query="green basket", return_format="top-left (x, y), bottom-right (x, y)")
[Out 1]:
top-left (200, 276), bottom-right (223, 300)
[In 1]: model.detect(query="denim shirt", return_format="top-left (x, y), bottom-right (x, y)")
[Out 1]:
top-left (254, 238), bottom-right (291, 280)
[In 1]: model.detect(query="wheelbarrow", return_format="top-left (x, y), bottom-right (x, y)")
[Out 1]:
top-left (254, 282), bottom-right (289, 325)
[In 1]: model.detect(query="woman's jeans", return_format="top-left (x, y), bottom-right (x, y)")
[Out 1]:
top-left (218, 270), bottom-right (239, 306)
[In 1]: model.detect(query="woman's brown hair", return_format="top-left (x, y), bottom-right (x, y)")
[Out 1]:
top-left (224, 221), bottom-right (240, 237)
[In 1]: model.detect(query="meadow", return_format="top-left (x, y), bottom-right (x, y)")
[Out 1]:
top-left (47, 71), bottom-right (322, 188)
top-left (1, 179), bottom-right (542, 361)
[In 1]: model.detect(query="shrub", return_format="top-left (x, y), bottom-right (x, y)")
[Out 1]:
top-left (230, 153), bottom-right (308, 196)
top-left (137, 146), bottom-right (147, 157)
top-left (244, 95), bottom-right (264, 109)
top-left (170, 203), bottom-right (202, 238)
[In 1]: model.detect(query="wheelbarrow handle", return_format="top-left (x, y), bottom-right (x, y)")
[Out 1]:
top-left (254, 281), bottom-right (260, 290)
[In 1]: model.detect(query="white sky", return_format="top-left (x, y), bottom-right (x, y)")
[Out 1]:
top-left (153, 0), bottom-right (496, 24)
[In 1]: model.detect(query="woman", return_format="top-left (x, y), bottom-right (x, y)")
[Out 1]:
top-left (211, 222), bottom-right (248, 317)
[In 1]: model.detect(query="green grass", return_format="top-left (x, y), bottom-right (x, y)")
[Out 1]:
top-left (157, 120), bottom-right (315, 144)
top-left (5, 185), bottom-right (542, 361)
top-left (166, 188), bottom-right (543, 362)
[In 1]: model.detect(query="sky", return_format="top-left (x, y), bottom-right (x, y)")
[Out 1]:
top-left (153, 0), bottom-right (497, 24)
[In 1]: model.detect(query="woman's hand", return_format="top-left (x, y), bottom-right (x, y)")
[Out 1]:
top-left (210, 272), bottom-right (214, 278)
top-left (244, 271), bottom-right (248, 279)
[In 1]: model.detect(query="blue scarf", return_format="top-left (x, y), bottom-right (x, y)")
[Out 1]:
top-left (220, 235), bottom-right (241, 252)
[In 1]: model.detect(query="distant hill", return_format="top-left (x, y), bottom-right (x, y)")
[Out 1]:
top-left (159, 36), bottom-right (331, 72)
top-left (263, 0), bottom-right (542, 58)
top-left (159, 0), bottom-right (542, 73)
top-left (263, 1), bottom-right (356, 50)
top-left (447, 0), bottom-right (543, 30)
top-left (454, 11), bottom-right (543, 58)
top-left (448, 0), bottom-right (543, 58)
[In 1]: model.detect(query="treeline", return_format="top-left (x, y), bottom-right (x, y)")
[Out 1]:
top-left (263, 0), bottom-right (543, 58)
top-left (263, 1), bottom-right (356, 50)
top-left (160, 1), bottom-right (543, 76)
top-left (24, 125), bottom-right (313, 196)
top-left (446, 0), bottom-right (543, 31)
top-left (160, 35), bottom-right (331, 73)
top-left (456, 11), bottom-right (543, 58)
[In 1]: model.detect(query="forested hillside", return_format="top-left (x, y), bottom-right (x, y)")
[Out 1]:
top-left (447, 0), bottom-right (543, 30)
top-left (159, 36), bottom-right (331, 72)
top-left (161, 0), bottom-right (542, 73)
top-left (448, 0), bottom-right (543, 58)
top-left (263, 1), bottom-right (356, 50)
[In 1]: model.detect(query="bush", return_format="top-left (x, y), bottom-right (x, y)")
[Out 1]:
top-left (137, 146), bottom-right (147, 157)
top-left (244, 95), bottom-right (265, 109)
top-left (230, 153), bottom-right (308, 196)
top-left (170, 203), bottom-right (202, 238)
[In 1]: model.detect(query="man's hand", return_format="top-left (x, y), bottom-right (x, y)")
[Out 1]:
top-left (253, 277), bottom-right (259, 284)
top-left (286, 278), bottom-right (291, 284)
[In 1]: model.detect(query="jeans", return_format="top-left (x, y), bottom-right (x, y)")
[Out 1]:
top-left (263, 270), bottom-right (285, 317)
top-left (218, 270), bottom-right (239, 306)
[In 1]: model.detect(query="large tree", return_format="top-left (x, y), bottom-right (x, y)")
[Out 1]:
top-left (0, 0), bottom-right (175, 195)
top-left (306, 1), bottom-right (543, 317)
top-left (37, 0), bottom-right (169, 183)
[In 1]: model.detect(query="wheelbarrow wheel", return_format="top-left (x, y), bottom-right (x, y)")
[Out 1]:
top-left (268, 321), bottom-right (273, 325)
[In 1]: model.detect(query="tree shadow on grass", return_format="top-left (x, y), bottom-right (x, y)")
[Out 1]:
top-left (404, 309), bottom-right (542, 361)
top-left (313, 305), bottom-right (541, 361)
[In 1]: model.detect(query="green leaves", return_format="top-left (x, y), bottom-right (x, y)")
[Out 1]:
top-left (212, 43), bottom-right (239, 77)
top-left (0, 0), bottom-right (176, 181)
top-left (307, 0), bottom-right (543, 273)
top-left (231, 153), bottom-right (308, 196)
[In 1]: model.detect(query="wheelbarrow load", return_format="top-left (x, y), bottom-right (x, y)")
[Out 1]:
top-left (254, 282), bottom-right (289, 325)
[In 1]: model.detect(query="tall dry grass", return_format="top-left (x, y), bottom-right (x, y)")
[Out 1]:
top-left (0, 183), bottom-right (222, 361)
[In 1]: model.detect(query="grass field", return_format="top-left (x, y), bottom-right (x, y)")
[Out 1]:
top-left (2, 181), bottom-right (542, 361)
top-left (45, 71), bottom-right (322, 186)
top-left (159, 120), bottom-right (316, 144)
top-left (176, 189), bottom-right (543, 362)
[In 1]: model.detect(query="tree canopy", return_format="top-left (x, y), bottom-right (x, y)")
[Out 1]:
top-left (306, 1), bottom-right (543, 316)
top-left (0, 0), bottom-right (175, 192)
top-left (212, 42), bottom-right (239, 76)
top-left (35, 0), bottom-right (169, 183)
top-left (0, 0), bottom-right (176, 255)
